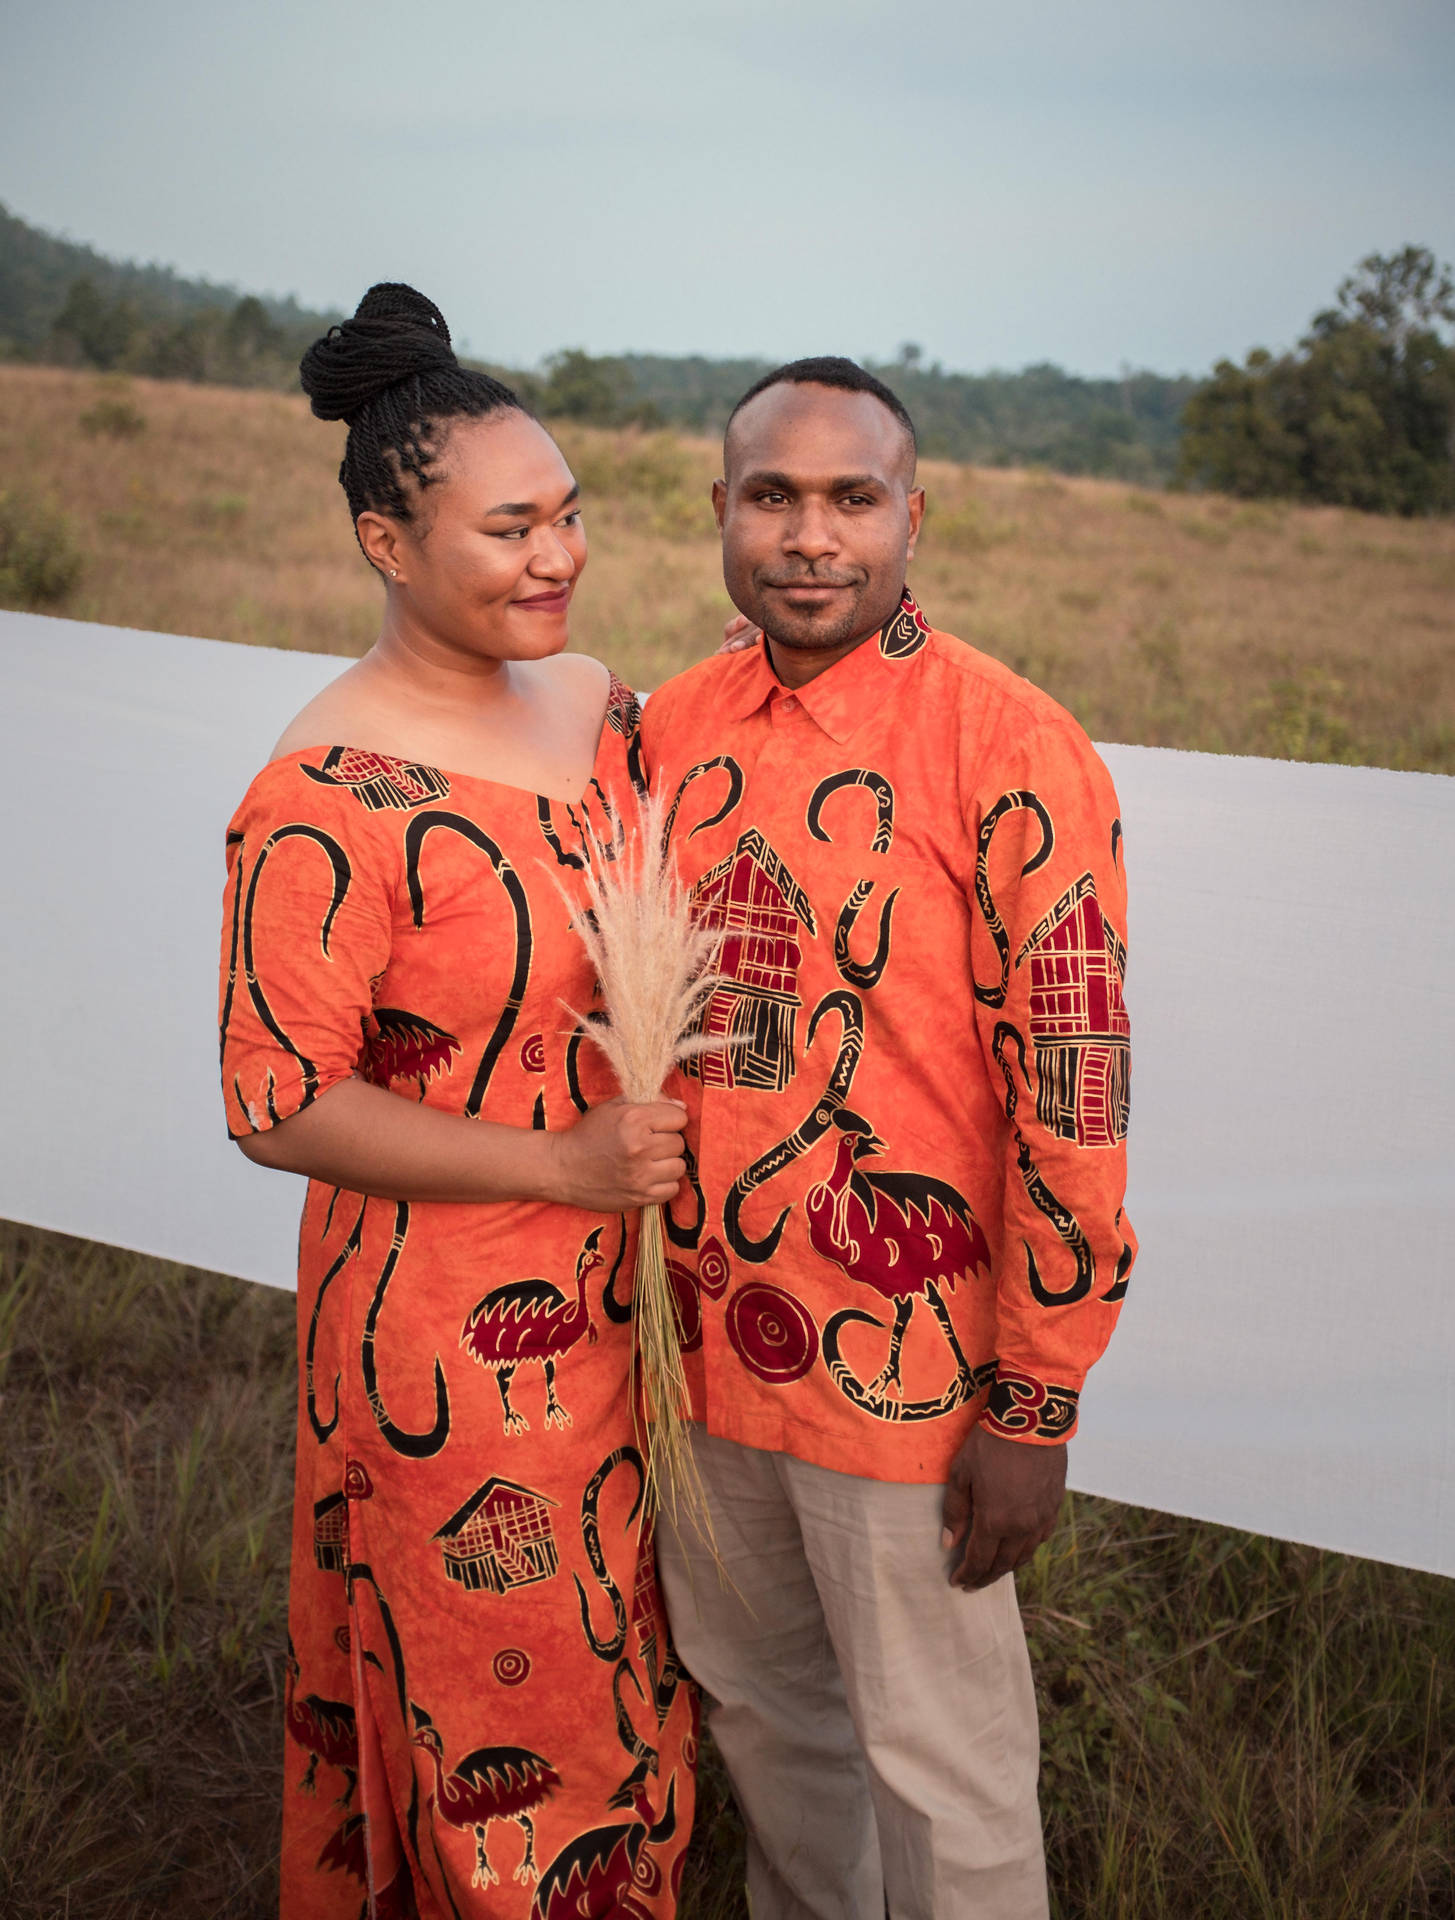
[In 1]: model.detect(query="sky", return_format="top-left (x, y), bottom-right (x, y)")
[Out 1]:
top-left (3, 0), bottom-right (1453, 380)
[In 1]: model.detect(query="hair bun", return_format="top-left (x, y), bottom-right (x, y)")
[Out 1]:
top-left (300, 282), bottom-right (460, 424)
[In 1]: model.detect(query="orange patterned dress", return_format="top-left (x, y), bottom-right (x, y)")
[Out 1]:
top-left (219, 677), bottom-right (696, 1919)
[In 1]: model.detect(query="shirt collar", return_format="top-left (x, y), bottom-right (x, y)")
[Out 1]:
top-left (724, 588), bottom-right (932, 745)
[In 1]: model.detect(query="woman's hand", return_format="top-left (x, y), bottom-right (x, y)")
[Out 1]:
top-left (546, 1097), bottom-right (688, 1212)
top-left (719, 612), bottom-right (762, 655)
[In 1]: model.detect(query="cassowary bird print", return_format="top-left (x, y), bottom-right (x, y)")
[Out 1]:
top-left (361, 1007), bottom-right (462, 1093)
top-left (411, 1704), bottom-right (561, 1887)
top-left (284, 1642), bottom-right (358, 1806)
top-left (531, 1775), bottom-right (680, 1920)
top-left (807, 1110), bottom-right (991, 1397)
top-left (461, 1227), bottom-right (604, 1434)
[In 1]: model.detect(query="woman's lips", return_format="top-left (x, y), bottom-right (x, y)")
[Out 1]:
top-left (513, 587), bottom-right (571, 613)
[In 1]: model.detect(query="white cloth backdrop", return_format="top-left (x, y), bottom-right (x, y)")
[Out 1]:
top-left (3, 610), bottom-right (1452, 1576)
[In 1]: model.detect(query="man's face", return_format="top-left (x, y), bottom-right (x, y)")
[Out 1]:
top-left (715, 383), bottom-right (924, 659)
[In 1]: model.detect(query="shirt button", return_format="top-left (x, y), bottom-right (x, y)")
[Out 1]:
top-left (781, 696), bottom-right (799, 713)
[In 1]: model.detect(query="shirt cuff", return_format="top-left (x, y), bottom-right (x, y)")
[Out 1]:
top-left (981, 1365), bottom-right (1081, 1443)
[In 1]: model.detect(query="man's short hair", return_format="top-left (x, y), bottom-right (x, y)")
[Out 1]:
top-left (726, 356), bottom-right (918, 459)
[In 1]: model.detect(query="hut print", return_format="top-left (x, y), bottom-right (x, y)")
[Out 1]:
top-left (1018, 873), bottom-right (1131, 1148)
top-left (312, 1492), bottom-right (349, 1574)
top-left (434, 1478), bottom-right (560, 1595)
top-left (688, 829), bottom-right (817, 1093)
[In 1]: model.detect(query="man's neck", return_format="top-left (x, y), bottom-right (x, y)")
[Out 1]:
top-left (766, 624), bottom-right (877, 690)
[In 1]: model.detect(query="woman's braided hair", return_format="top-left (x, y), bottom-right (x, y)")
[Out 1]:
top-left (299, 283), bottom-right (522, 534)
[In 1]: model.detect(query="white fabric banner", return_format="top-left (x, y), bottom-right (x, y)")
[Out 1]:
top-left (2, 611), bottom-right (1451, 1576)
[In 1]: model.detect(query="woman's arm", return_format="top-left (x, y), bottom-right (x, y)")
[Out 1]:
top-left (237, 1077), bottom-right (686, 1212)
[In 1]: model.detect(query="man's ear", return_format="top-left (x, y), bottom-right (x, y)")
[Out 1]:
top-left (712, 478), bottom-right (727, 533)
top-left (905, 486), bottom-right (926, 563)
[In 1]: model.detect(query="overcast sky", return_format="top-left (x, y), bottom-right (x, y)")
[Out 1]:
top-left (4, 0), bottom-right (1453, 378)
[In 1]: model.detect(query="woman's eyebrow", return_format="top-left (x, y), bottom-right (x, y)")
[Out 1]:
top-left (483, 482), bottom-right (582, 517)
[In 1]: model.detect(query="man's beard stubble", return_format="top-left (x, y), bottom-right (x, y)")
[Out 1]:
top-left (751, 570), bottom-right (876, 654)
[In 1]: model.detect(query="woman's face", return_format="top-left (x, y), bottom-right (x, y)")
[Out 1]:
top-left (363, 410), bottom-right (588, 666)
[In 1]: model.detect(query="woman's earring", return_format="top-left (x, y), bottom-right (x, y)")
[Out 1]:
top-left (389, 568), bottom-right (399, 578)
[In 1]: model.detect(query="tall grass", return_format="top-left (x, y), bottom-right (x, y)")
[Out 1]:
top-left (4, 1223), bottom-right (1450, 1919)
top-left (0, 1225), bottom-right (293, 1916)
top-left (2, 367), bottom-right (1453, 1916)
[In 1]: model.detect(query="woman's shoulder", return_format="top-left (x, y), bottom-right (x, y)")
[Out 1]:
top-left (537, 650), bottom-right (615, 711)
top-left (268, 662), bottom-right (372, 762)
top-left (536, 652), bottom-right (641, 755)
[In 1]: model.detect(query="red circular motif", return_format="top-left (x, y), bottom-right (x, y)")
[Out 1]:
top-left (492, 1648), bottom-right (531, 1687)
top-left (333, 1624), bottom-right (351, 1655)
top-left (696, 1234), bottom-right (731, 1301)
top-left (724, 1283), bottom-right (819, 1384)
top-left (519, 1033), bottom-right (546, 1074)
top-left (631, 1851), bottom-right (663, 1895)
top-left (666, 1260), bottom-right (703, 1353)
top-left (343, 1458), bottom-right (374, 1501)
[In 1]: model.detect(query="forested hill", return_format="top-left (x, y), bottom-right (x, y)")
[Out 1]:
top-left (0, 201), bottom-right (1194, 479)
top-left (0, 201), bottom-right (339, 388)
top-left (611, 353), bottom-right (1199, 481)
top-left (6, 204), bottom-right (1448, 509)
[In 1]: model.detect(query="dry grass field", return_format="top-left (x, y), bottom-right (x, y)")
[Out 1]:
top-left (2, 365), bottom-right (1454, 1919)
top-left (3, 363), bottom-right (1453, 772)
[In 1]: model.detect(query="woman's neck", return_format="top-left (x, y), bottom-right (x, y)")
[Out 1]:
top-left (358, 618), bottom-right (520, 721)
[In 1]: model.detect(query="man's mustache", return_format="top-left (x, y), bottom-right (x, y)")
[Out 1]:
top-left (759, 572), bottom-right (861, 589)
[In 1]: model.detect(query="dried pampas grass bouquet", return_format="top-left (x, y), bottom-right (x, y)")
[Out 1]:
top-left (563, 786), bottom-right (722, 1517)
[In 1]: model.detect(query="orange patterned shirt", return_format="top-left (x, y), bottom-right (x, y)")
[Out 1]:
top-left (641, 591), bottom-right (1135, 1482)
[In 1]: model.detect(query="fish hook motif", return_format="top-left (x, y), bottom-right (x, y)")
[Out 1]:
top-left (404, 812), bottom-right (532, 1117)
top-left (722, 989), bottom-right (865, 1263)
top-left (663, 1140), bottom-right (706, 1251)
top-left (600, 1214), bottom-right (633, 1326)
top-left (360, 1201), bottom-right (451, 1456)
top-left (991, 1022), bottom-right (1095, 1306)
top-left (661, 756), bottom-right (744, 844)
top-left (235, 824), bottom-right (352, 1117)
top-left (806, 769), bottom-right (900, 992)
top-left (609, 1660), bottom-right (660, 1811)
top-left (306, 1197), bottom-right (367, 1444)
top-left (573, 1446), bottom-right (647, 1662)
top-left (973, 791), bottom-right (1054, 1008)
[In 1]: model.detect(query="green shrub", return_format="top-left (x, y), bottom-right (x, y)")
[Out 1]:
top-left (0, 492), bottom-right (83, 606)
top-left (79, 384), bottom-right (146, 439)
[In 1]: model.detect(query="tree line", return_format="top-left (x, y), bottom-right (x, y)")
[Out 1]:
top-left (2, 203), bottom-right (1449, 514)
top-left (1177, 248), bottom-right (1454, 516)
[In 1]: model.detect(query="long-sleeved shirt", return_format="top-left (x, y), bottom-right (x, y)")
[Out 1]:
top-left (640, 589), bottom-right (1135, 1482)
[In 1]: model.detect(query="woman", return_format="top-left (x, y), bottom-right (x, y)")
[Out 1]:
top-left (218, 284), bottom-right (697, 1917)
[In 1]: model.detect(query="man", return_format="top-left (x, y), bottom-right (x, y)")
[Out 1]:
top-left (640, 359), bottom-right (1134, 1919)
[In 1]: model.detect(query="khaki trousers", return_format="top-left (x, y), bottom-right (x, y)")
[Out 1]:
top-left (658, 1428), bottom-right (1049, 1920)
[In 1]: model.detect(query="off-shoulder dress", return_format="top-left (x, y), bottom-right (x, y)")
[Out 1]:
top-left (218, 677), bottom-right (696, 1918)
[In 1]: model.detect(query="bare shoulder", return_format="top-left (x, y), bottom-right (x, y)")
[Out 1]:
top-left (532, 651), bottom-right (612, 726)
top-left (543, 650), bottom-right (611, 699)
top-left (269, 662), bottom-right (374, 760)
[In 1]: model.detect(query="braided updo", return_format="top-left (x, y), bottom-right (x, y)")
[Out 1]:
top-left (299, 283), bottom-right (522, 531)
